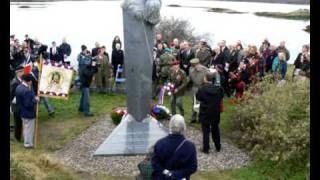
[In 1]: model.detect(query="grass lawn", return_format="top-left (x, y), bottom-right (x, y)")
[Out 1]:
top-left (10, 82), bottom-right (306, 179)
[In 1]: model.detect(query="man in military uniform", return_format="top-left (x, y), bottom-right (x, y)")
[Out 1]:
top-left (196, 41), bottom-right (212, 67)
top-left (169, 60), bottom-right (189, 116)
top-left (189, 58), bottom-right (209, 123)
top-left (94, 46), bottom-right (112, 93)
top-left (154, 48), bottom-right (175, 99)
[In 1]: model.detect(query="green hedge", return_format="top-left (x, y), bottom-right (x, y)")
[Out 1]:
top-left (232, 79), bottom-right (309, 166)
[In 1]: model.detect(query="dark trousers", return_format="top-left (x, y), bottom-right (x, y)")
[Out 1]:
top-left (13, 112), bottom-right (22, 142)
top-left (170, 95), bottom-right (184, 116)
top-left (79, 87), bottom-right (90, 114)
top-left (201, 117), bottom-right (221, 151)
top-left (113, 63), bottom-right (124, 79)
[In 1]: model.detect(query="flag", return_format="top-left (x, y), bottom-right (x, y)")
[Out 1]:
top-left (23, 64), bottom-right (32, 74)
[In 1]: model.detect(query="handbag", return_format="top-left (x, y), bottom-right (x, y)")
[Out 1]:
top-left (137, 139), bottom-right (188, 180)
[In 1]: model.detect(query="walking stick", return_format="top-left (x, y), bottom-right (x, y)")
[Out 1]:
top-left (34, 55), bottom-right (43, 148)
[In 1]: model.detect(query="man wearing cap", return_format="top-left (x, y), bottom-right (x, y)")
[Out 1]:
top-left (10, 66), bottom-right (25, 142)
top-left (159, 48), bottom-right (175, 81)
top-left (93, 46), bottom-right (112, 94)
top-left (189, 58), bottom-right (209, 123)
top-left (196, 40), bottom-right (211, 68)
top-left (154, 48), bottom-right (175, 98)
top-left (169, 61), bottom-right (189, 116)
top-left (15, 73), bottom-right (39, 148)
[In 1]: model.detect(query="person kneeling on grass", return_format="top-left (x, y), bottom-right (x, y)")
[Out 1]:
top-left (196, 71), bottom-right (224, 154)
top-left (152, 114), bottom-right (197, 180)
top-left (15, 73), bottom-right (39, 149)
top-left (79, 60), bottom-right (98, 117)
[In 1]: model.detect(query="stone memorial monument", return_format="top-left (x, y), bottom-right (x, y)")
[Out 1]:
top-left (94, 0), bottom-right (168, 156)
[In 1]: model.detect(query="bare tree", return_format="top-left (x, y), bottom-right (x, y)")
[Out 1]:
top-left (155, 16), bottom-right (196, 44)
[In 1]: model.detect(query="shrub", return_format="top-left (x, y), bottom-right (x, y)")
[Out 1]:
top-left (232, 79), bottom-right (309, 166)
top-left (10, 152), bottom-right (76, 180)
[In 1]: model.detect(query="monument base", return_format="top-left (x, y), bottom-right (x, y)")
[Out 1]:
top-left (94, 114), bottom-right (168, 156)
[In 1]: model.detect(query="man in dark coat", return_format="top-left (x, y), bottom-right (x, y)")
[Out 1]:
top-left (196, 71), bottom-right (224, 153)
top-left (59, 38), bottom-right (72, 65)
top-left (10, 66), bottom-right (24, 142)
top-left (152, 114), bottom-right (197, 180)
top-left (49, 41), bottom-right (63, 63)
top-left (16, 73), bottom-right (38, 148)
top-left (91, 42), bottom-right (100, 58)
top-left (180, 42), bottom-right (195, 76)
top-left (24, 34), bottom-right (35, 51)
top-left (79, 60), bottom-right (98, 117)
top-left (216, 40), bottom-right (230, 67)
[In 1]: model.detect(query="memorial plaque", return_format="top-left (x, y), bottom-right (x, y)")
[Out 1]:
top-left (94, 114), bottom-right (168, 156)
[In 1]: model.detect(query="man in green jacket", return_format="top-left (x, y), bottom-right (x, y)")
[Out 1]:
top-left (154, 48), bottom-right (175, 99)
top-left (189, 58), bottom-right (209, 123)
top-left (169, 60), bottom-right (189, 116)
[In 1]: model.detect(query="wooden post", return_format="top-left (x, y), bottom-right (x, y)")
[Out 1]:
top-left (33, 55), bottom-right (43, 148)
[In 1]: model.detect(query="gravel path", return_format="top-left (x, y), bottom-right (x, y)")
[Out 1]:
top-left (55, 116), bottom-right (250, 176)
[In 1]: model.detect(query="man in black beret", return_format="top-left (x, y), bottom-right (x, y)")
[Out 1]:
top-left (16, 73), bottom-right (39, 148)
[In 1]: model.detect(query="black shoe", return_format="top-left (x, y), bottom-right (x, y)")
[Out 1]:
top-left (84, 113), bottom-right (94, 117)
top-left (49, 111), bottom-right (55, 117)
top-left (200, 148), bottom-right (209, 154)
top-left (190, 120), bottom-right (197, 124)
top-left (215, 146), bottom-right (221, 152)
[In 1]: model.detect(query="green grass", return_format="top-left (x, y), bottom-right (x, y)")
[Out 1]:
top-left (10, 81), bottom-right (308, 179)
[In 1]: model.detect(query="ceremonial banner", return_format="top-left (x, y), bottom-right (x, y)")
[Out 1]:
top-left (38, 60), bottom-right (73, 100)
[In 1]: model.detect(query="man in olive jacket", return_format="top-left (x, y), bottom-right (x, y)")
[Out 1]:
top-left (169, 61), bottom-right (189, 116)
top-left (189, 58), bottom-right (209, 123)
top-left (196, 71), bottom-right (224, 154)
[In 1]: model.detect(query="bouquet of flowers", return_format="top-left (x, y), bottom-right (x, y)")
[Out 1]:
top-left (110, 107), bottom-right (127, 125)
top-left (150, 104), bottom-right (171, 121)
top-left (163, 82), bottom-right (175, 96)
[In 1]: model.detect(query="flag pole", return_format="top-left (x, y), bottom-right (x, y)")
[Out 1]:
top-left (34, 55), bottom-right (42, 148)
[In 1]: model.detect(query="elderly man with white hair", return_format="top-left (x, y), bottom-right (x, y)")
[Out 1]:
top-left (152, 114), bottom-right (197, 180)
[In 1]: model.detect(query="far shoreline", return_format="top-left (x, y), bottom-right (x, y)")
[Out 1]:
top-left (10, 0), bottom-right (310, 5)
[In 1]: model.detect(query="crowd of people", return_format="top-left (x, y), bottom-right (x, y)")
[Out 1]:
top-left (152, 33), bottom-right (310, 123)
top-left (9, 34), bottom-right (125, 148)
top-left (10, 32), bottom-right (310, 163)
